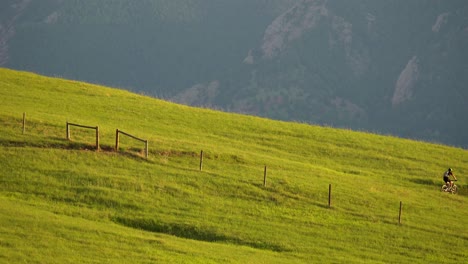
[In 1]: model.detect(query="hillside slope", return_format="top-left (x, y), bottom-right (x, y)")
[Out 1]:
top-left (0, 68), bottom-right (467, 263)
top-left (1, 0), bottom-right (468, 148)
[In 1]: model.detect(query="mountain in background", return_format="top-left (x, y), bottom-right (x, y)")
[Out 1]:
top-left (2, 0), bottom-right (467, 147)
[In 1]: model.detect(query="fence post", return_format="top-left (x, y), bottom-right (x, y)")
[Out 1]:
top-left (115, 129), bottom-right (119, 151)
top-left (145, 140), bottom-right (149, 159)
top-left (95, 126), bottom-right (100, 151)
top-left (199, 150), bottom-right (203, 171)
top-left (66, 122), bottom-right (70, 140)
top-left (328, 184), bottom-right (332, 208)
top-left (263, 166), bottom-right (267, 187)
top-left (114, 129), bottom-right (148, 157)
top-left (22, 112), bottom-right (26, 134)
top-left (399, 201), bottom-right (403, 224)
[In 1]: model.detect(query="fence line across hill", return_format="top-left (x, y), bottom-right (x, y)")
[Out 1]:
top-left (115, 129), bottom-right (149, 159)
top-left (66, 121), bottom-right (100, 151)
top-left (16, 114), bottom-right (408, 225)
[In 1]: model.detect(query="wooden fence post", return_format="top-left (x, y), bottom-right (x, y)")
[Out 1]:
top-left (67, 122), bottom-right (99, 150)
top-left (114, 129), bottom-right (148, 158)
top-left (263, 166), bottom-right (267, 187)
top-left (199, 150), bottom-right (203, 171)
top-left (22, 112), bottom-right (26, 134)
top-left (399, 201), bottom-right (403, 224)
top-left (145, 140), bottom-right (149, 159)
top-left (66, 122), bottom-right (70, 140)
top-left (95, 126), bottom-right (100, 151)
top-left (115, 129), bottom-right (120, 151)
top-left (328, 184), bottom-right (332, 208)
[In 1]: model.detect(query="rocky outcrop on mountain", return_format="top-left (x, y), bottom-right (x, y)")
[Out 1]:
top-left (261, 0), bottom-right (371, 77)
top-left (261, 0), bottom-right (328, 59)
top-left (171, 80), bottom-right (220, 108)
top-left (432, 12), bottom-right (449, 33)
top-left (392, 56), bottom-right (419, 107)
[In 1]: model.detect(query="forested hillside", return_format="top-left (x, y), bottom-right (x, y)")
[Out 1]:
top-left (1, 0), bottom-right (467, 147)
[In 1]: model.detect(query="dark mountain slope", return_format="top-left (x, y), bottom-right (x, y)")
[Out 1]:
top-left (206, 0), bottom-right (468, 146)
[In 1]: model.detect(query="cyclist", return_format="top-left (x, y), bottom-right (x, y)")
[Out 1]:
top-left (443, 168), bottom-right (457, 188)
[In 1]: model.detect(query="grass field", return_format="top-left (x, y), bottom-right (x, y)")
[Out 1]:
top-left (0, 68), bottom-right (467, 263)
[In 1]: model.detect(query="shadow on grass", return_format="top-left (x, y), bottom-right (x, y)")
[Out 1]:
top-left (0, 138), bottom-right (98, 151)
top-left (394, 221), bottom-right (468, 241)
top-left (409, 178), bottom-right (437, 186)
top-left (0, 138), bottom-right (155, 162)
top-left (2, 136), bottom-right (205, 164)
top-left (250, 182), bottom-right (334, 209)
top-left (112, 216), bottom-right (289, 252)
top-left (454, 184), bottom-right (467, 197)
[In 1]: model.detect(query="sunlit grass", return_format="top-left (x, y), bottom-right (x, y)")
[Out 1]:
top-left (0, 68), bottom-right (467, 263)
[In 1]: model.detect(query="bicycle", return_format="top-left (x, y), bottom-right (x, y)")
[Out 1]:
top-left (441, 180), bottom-right (458, 194)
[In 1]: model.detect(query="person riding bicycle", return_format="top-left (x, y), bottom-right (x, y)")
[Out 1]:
top-left (443, 168), bottom-right (457, 188)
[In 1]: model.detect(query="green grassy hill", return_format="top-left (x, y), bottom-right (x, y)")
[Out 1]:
top-left (0, 68), bottom-right (466, 263)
